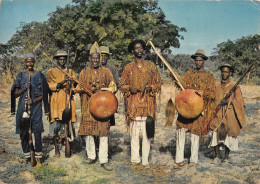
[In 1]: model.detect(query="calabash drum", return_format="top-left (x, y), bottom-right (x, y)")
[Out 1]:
top-left (89, 90), bottom-right (118, 119)
top-left (175, 89), bottom-right (204, 119)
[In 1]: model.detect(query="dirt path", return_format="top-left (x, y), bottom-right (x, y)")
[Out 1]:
top-left (0, 83), bottom-right (259, 184)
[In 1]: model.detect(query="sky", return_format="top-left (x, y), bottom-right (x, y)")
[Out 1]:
top-left (158, 0), bottom-right (260, 55)
top-left (0, 0), bottom-right (259, 55)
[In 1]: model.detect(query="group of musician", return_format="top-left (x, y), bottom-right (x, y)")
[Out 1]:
top-left (11, 40), bottom-right (246, 171)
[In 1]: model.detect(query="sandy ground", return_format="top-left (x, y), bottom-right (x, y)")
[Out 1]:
top-left (0, 80), bottom-right (259, 184)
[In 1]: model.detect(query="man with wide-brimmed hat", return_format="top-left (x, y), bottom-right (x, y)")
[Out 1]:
top-left (209, 63), bottom-right (246, 165)
top-left (46, 50), bottom-right (77, 158)
top-left (74, 42), bottom-right (117, 171)
top-left (173, 49), bottom-right (216, 168)
top-left (100, 46), bottom-right (119, 87)
top-left (100, 45), bottom-right (119, 128)
top-left (11, 53), bottom-right (49, 167)
top-left (119, 39), bottom-right (161, 167)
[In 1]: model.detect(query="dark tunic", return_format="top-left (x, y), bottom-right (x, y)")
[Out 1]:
top-left (11, 71), bottom-right (49, 134)
top-left (103, 63), bottom-right (119, 87)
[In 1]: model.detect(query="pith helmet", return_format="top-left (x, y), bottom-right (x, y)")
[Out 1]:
top-left (191, 49), bottom-right (208, 60)
top-left (100, 46), bottom-right (112, 55)
top-left (219, 63), bottom-right (234, 73)
top-left (54, 50), bottom-right (68, 59)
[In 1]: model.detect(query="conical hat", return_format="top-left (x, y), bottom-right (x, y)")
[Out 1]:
top-left (89, 42), bottom-right (101, 56)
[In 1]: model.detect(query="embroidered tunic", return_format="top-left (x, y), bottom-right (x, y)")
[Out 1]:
top-left (119, 60), bottom-right (161, 122)
top-left (176, 69), bottom-right (216, 136)
top-left (76, 66), bottom-right (115, 136)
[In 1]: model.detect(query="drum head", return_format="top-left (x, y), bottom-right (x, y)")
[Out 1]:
top-left (89, 91), bottom-right (118, 119)
top-left (175, 89), bottom-right (204, 119)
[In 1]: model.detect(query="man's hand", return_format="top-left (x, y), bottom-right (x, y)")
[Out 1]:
top-left (195, 90), bottom-right (204, 97)
top-left (130, 85), bottom-right (140, 94)
top-left (70, 76), bottom-right (77, 82)
top-left (57, 80), bottom-right (67, 89)
top-left (145, 85), bottom-right (153, 93)
top-left (25, 81), bottom-right (30, 89)
top-left (219, 100), bottom-right (228, 106)
top-left (92, 86), bottom-right (97, 93)
top-left (64, 75), bottom-right (69, 81)
top-left (26, 98), bottom-right (33, 105)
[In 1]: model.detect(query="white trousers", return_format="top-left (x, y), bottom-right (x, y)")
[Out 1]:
top-left (209, 132), bottom-right (238, 151)
top-left (85, 135), bottom-right (108, 164)
top-left (175, 128), bottom-right (200, 164)
top-left (130, 117), bottom-right (150, 166)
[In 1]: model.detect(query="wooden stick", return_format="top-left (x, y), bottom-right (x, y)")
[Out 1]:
top-left (147, 40), bottom-right (185, 91)
top-left (42, 52), bottom-right (92, 95)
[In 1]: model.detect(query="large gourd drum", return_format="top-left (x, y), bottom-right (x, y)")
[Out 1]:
top-left (175, 89), bottom-right (204, 119)
top-left (89, 90), bottom-right (118, 119)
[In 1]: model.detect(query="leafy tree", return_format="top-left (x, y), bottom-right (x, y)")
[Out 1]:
top-left (1, 0), bottom-right (185, 77)
top-left (212, 34), bottom-right (260, 84)
top-left (168, 54), bottom-right (193, 76)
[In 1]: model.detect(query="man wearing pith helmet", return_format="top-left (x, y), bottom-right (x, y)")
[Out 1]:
top-left (46, 50), bottom-right (77, 158)
top-left (209, 63), bottom-right (246, 165)
top-left (173, 49), bottom-right (216, 168)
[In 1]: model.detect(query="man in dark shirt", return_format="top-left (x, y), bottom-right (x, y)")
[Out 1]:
top-left (100, 46), bottom-right (119, 87)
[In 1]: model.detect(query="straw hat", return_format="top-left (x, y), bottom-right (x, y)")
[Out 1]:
top-left (100, 46), bottom-right (112, 55)
top-left (191, 49), bottom-right (208, 60)
top-left (54, 50), bottom-right (68, 59)
top-left (219, 63), bottom-right (234, 73)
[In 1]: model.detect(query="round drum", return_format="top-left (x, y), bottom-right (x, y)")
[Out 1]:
top-left (89, 90), bottom-right (118, 119)
top-left (175, 89), bottom-right (204, 119)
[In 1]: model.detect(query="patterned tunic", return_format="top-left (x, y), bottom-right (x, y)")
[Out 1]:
top-left (210, 81), bottom-right (246, 137)
top-left (176, 69), bottom-right (216, 136)
top-left (76, 66), bottom-right (115, 136)
top-left (119, 60), bottom-right (161, 123)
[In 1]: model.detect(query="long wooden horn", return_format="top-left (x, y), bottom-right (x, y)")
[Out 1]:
top-left (143, 31), bottom-right (185, 91)
top-left (143, 31), bottom-right (184, 127)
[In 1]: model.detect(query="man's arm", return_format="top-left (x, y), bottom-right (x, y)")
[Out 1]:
top-left (119, 66), bottom-right (130, 93)
top-left (42, 73), bottom-right (50, 114)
